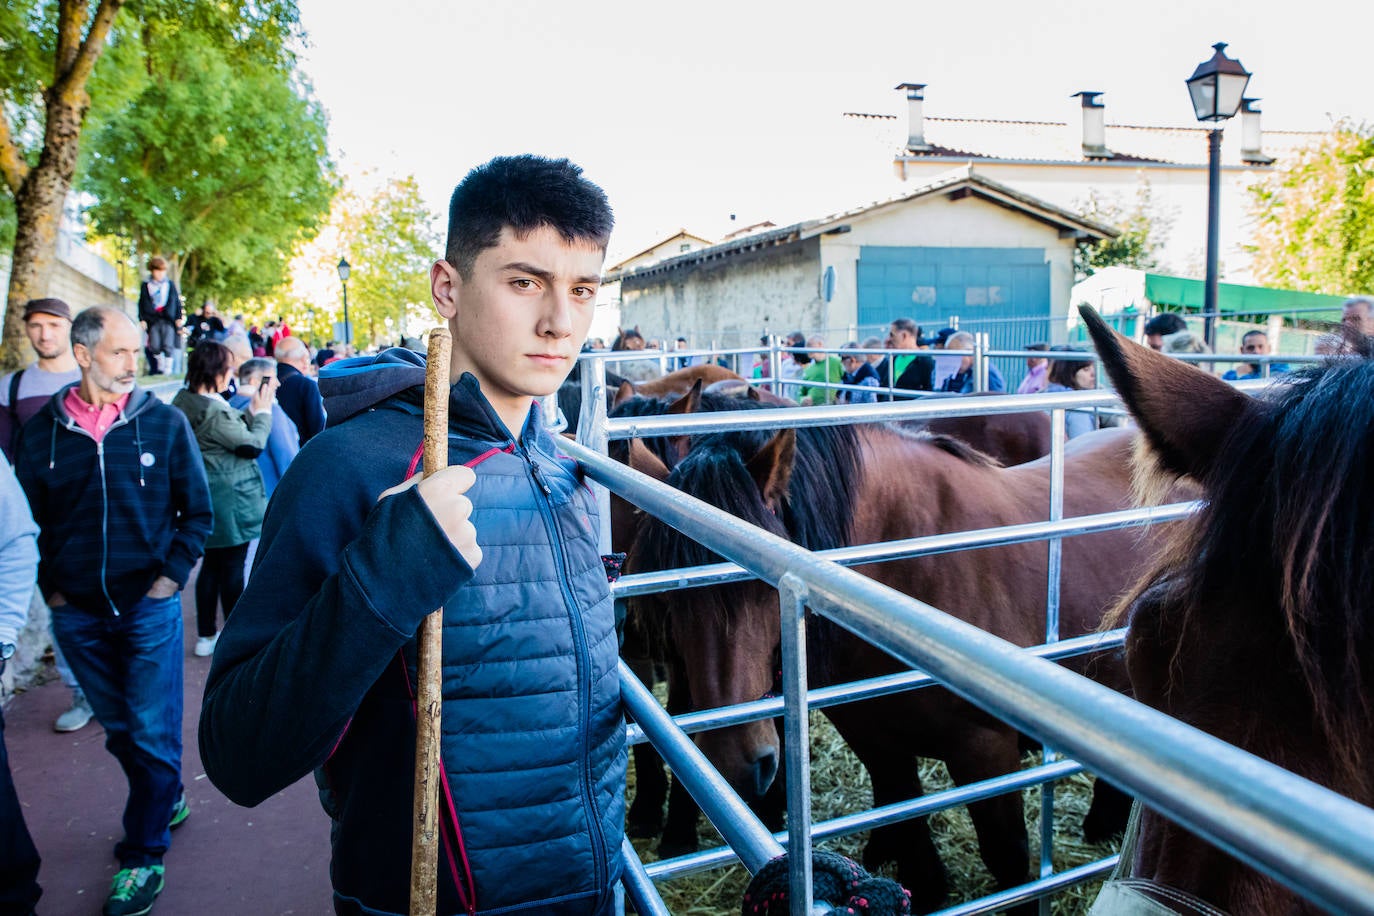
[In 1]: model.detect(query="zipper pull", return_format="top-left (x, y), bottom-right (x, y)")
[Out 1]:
top-left (528, 459), bottom-right (552, 496)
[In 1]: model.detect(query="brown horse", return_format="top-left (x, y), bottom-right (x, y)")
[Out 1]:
top-left (628, 403), bottom-right (1159, 910)
top-left (920, 403), bottom-right (1051, 466)
top-left (1083, 308), bottom-right (1374, 914)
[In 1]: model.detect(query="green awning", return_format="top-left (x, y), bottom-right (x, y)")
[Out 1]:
top-left (1143, 273), bottom-right (1349, 319)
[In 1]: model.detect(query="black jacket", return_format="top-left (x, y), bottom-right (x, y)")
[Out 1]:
top-left (15, 385), bottom-right (212, 614)
top-left (276, 362), bottom-right (326, 445)
top-left (877, 351), bottom-right (934, 399)
top-left (137, 279), bottom-right (183, 325)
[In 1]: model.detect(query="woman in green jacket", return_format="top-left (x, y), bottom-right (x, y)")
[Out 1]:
top-left (172, 341), bottom-right (276, 657)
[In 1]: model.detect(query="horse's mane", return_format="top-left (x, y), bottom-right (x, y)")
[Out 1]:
top-left (1122, 356), bottom-right (1374, 787)
top-left (631, 400), bottom-right (864, 593)
top-left (890, 423), bottom-right (1002, 468)
top-left (607, 390), bottom-right (761, 469)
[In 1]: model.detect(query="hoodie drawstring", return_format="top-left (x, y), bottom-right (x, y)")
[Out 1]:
top-left (134, 415), bottom-right (145, 487)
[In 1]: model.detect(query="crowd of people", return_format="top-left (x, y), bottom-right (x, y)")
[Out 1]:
top-left (0, 285), bottom-right (333, 914)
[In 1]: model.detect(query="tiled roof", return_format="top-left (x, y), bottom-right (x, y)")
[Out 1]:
top-left (604, 229), bottom-right (715, 273)
top-left (844, 113), bottom-right (1320, 168)
top-left (605, 167), bottom-right (1117, 284)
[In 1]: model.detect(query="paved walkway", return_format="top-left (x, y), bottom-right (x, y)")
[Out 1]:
top-left (6, 567), bottom-right (335, 916)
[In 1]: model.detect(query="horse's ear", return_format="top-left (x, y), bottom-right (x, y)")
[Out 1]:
top-left (666, 378), bottom-right (704, 415)
top-left (746, 428), bottom-right (796, 511)
top-left (628, 438), bottom-right (670, 482)
top-left (1079, 305), bottom-right (1251, 481)
top-left (660, 378), bottom-right (704, 462)
top-left (611, 380), bottom-right (637, 408)
top-left (746, 384), bottom-right (761, 401)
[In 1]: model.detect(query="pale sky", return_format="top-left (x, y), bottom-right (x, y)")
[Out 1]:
top-left (296, 0), bottom-right (1372, 266)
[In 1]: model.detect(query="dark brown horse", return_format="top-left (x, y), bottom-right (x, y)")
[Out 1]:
top-left (1083, 308), bottom-right (1374, 914)
top-left (920, 401), bottom-right (1051, 466)
top-left (606, 385), bottom-right (793, 854)
top-left (628, 404), bottom-right (1159, 910)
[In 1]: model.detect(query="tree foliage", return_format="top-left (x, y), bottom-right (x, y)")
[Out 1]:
top-left (337, 176), bottom-right (439, 347)
top-left (81, 5), bottom-right (336, 306)
top-left (1073, 180), bottom-right (1172, 281)
top-left (0, 0), bottom-right (125, 369)
top-left (1247, 122), bottom-right (1374, 296)
top-left (266, 174), bottom-right (439, 349)
top-left (3, 0), bottom-right (318, 368)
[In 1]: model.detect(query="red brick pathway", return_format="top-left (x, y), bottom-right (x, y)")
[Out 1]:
top-left (6, 571), bottom-right (335, 916)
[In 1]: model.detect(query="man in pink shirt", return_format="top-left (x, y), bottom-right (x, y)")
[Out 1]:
top-left (14, 307), bottom-right (211, 916)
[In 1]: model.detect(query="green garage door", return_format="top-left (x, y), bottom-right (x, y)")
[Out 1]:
top-left (856, 246), bottom-right (1053, 386)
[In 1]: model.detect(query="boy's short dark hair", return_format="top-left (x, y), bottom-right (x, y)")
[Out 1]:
top-left (444, 155), bottom-right (613, 278)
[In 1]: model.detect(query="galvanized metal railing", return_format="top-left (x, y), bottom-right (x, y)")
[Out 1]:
top-left (571, 358), bottom-right (1374, 915)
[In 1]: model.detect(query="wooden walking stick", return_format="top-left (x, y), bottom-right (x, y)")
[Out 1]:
top-left (410, 326), bottom-right (451, 916)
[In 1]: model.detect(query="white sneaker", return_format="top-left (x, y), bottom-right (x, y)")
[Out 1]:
top-left (54, 691), bottom-right (94, 733)
top-left (194, 633), bottom-right (219, 657)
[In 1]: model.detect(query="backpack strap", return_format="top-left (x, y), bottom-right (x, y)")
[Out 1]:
top-left (6, 369), bottom-right (25, 457)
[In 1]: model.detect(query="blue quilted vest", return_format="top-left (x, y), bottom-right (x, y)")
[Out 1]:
top-left (322, 377), bottom-right (625, 916)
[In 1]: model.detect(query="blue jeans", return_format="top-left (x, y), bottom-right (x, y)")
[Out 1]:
top-left (52, 593), bottom-right (184, 867)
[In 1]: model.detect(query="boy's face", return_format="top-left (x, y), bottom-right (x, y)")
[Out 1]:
top-left (433, 225), bottom-right (603, 430)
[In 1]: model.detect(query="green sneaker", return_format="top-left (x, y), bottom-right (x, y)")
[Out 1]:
top-left (168, 792), bottom-right (189, 830)
top-left (103, 865), bottom-right (164, 916)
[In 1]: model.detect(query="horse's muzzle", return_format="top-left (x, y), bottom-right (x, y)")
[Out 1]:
top-left (752, 746), bottom-right (779, 798)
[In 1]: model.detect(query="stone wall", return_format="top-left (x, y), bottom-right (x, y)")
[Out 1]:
top-left (619, 236), bottom-right (822, 347)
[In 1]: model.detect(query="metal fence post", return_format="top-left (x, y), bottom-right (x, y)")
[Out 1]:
top-left (768, 335), bottom-right (782, 396)
top-left (974, 333), bottom-right (989, 393)
top-left (778, 572), bottom-right (815, 914)
top-left (577, 354), bottom-right (613, 553)
top-left (1039, 408), bottom-right (1067, 912)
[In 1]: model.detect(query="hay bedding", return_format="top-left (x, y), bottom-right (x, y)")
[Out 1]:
top-left (626, 711), bottom-right (1119, 914)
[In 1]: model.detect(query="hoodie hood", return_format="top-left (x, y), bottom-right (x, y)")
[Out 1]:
top-left (318, 347), bottom-right (429, 427)
top-left (319, 346), bottom-right (560, 446)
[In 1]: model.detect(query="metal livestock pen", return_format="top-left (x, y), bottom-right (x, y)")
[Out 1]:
top-left (558, 353), bottom-right (1374, 915)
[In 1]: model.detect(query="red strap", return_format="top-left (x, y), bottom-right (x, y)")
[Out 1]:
top-left (388, 437), bottom-right (515, 916)
top-left (396, 653), bottom-right (477, 916)
top-left (405, 441), bottom-right (515, 479)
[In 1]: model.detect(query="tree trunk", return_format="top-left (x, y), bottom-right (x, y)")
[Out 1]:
top-left (0, 0), bottom-right (124, 370)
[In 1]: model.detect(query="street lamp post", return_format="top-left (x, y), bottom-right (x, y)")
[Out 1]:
top-left (337, 257), bottom-right (351, 348)
top-left (1186, 42), bottom-right (1251, 349)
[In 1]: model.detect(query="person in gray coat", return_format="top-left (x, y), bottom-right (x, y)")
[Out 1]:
top-left (172, 341), bottom-right (276, 657)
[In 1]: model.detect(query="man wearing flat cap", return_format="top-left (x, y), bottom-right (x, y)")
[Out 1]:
top-left (1, 298), bottom-right (99, 736)
top-left (1, 299), bottom-right (81, 463)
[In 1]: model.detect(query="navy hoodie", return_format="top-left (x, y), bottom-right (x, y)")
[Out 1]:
top-left (15, 385), bottom-right (212, 614)
top-left (200, 348), bottom-right (625, 916)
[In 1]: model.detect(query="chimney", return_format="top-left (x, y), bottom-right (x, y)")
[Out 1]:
top-left (1239, 98), bottom-right (1275, 165)
top-left (895, 82), bottom-right (932, 151)
top-left (1072, 91), bottom-right (1113, 159)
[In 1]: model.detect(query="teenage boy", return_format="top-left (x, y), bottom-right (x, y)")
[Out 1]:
top-left (201, 155), bottom-right (626, 916)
